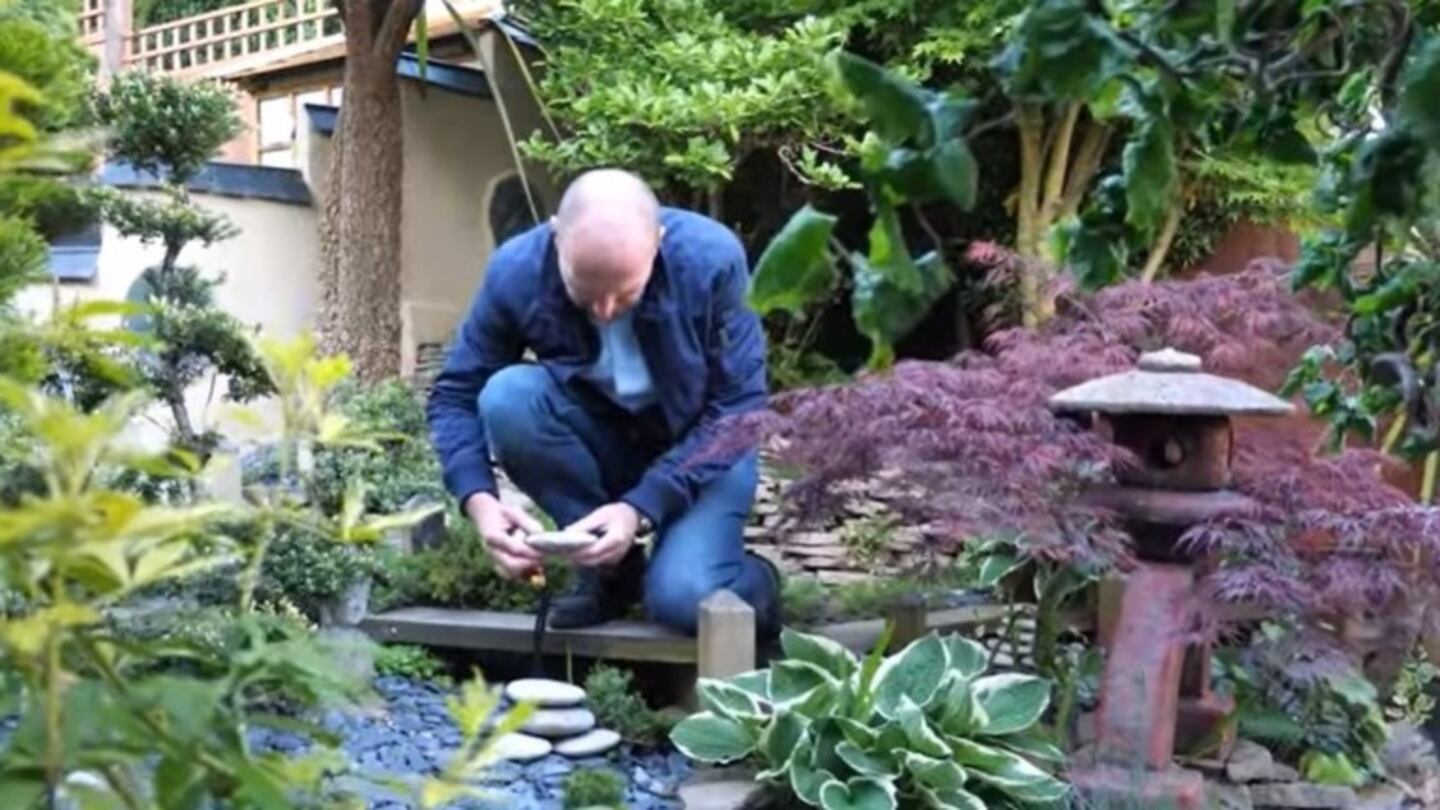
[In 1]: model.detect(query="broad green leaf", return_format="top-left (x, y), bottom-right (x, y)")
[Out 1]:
top-left (698, 678), bottom-right (765, 722)
top-left (905, 753), bottom-right (966, 792)
top-left (791, 759), bottom-right (832, 804)
top-left (836, 716), bottom-right (878, 749)
top-left (941, 637), bottom-right (988, 681)
top-left (728, 669), bottom-right (772, 701)
top-left (920, 787), bottom-right (987, 810)
top-left (996, 732), bottom-right (1066, 766)
top-left (997, 0), bottom-right (1125, 100)
top-left (810, 718), bottom-right (853, 777)
top-left (156, 754), bottom-right (207, 810)
top-left (972, 673), bottom-right (1051, 736)
top-left (1399, 37), bottom-right (1440, 142)
top-left (782, 629), bottom-right (860, 681)
top-left (851, 208), bottom-right (953, 369)
top-left (831, 51), bottom-right (930, 144)
top-left (750, 205), bottom-right (839, 317)
top-left (975, 553), bottom-right (1024, 589)
top-left (951, 738), bottom-right (1067, 802)
top-left (670, 712), bottom-right (756, 764)
top-left (818, 776), bottom-right (898, 810)
top-left (938, 674), bottom-right (986, 737)
top-left (897, 697), bottom-right (951, 757)
top-left (1122, 116), bottom-right (1177, 237)
top-left (837, 741), bottom-right (899, 777)
top-left (772, 660), bottom-right (838, 708)
top-left (873, 634), bottom-right (949, 719)
top-left (759, 711), bottom-right (809, 775)
top-left (879, 140), bottom-right (978, 209)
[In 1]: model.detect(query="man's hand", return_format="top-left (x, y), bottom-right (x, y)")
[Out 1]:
top-left (466, 492), bottom-right (544, 579)
top-left (567, 502), bottom-right (642, 568)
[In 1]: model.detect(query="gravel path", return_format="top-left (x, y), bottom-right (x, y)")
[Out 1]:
top-left (251, 676), bottom-right (691, 810)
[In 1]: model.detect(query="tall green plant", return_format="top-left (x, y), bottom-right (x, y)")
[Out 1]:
top-left (749, 52), bottom-right (978, 369)
top-left (671, 627), bottom-right (1067, 809)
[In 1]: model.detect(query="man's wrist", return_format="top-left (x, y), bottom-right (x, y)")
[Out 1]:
top-left (463, 490), bottom-right (500, 518)
top-left (621, 501), bottom-right (654, 536)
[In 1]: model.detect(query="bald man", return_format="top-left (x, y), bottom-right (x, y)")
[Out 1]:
top-left (426, 169), bottom-right (780, 639)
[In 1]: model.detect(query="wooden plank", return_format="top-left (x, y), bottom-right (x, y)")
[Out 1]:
top-left (698, 590), bottom-right (754, 680)
top-left (813, 603), bottom-right (1018, 654)
top-left (885, 592), bottom-right (927, 653)
top-left (360, 607), bottom-right (698, 664)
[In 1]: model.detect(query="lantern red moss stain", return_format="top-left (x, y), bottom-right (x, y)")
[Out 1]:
top-left (1050, 348), bottom-right (1293, 808)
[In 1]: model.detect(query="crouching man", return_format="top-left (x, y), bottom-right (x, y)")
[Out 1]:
top-left (426, 168), bottom-right (780, 639)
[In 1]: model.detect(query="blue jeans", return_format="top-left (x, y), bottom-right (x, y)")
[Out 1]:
top-left (477, 364), bottom-right (776, 635)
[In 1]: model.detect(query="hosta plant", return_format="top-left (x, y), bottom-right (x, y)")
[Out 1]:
top-left (670, 627), bottom-right (1067, 809)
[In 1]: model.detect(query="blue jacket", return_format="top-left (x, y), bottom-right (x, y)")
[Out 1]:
top-left (426, 207), bottom-right (768, 527)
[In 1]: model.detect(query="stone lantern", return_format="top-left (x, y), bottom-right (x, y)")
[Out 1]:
top-left (1049, 348), bottom-right (1293, 808)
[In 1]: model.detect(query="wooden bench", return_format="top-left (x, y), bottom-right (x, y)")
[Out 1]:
top-left (361, 589), bottom-right (757, 679)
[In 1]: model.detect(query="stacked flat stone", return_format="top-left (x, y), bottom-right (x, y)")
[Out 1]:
top-left (491, 678), bottom-right (623, 763)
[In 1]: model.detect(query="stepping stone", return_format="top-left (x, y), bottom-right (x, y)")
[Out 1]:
top-left (492, 733), bottom-right (552, 762)
top-left (505, 678), bottom-right (587, 707)
top-left (556, 729), bottom-right (621, 758)
top-left (524, 530), bottom-right (597, 555)
top-left (522, 707), bottom-right (596, 738)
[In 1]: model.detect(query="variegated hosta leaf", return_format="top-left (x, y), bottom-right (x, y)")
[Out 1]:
top-left (950, 738), bottom-right (1068, 802)
top-left (872, 635), bottom-right (949, 719)
top-left (791, 760), bottom-right (832, 806)
top-left (836, 740), bottom-right (899, 778)
top-left (757, 711), bottom-right (810, 780)
top-left (781, 628), bottom-right (860, 680)
top-left (938, 675), bottom-right (987, 737)
top-left (995, 732), bottom-right (1066, 766)
top-left (699, 677), bottom-right (768, 722)
top-left (971, 673), bottom-right (1050, 736)
top-left (836, 716), bottom-right (878, 749)
top-left (818, 776), bottom-right (897, 810)
top-left (941, 636), bottom-right (988, 680)
top-left (771, 660), bottom-right (840, 708)
top-left (904, 753), bottom-right (966, 792)
top-left (727, 668), bottom-right (772, 701)
top-left (670, 711), bottom-right (756, 764)
top-left (920, 786), bottom-right (987, 810)
top-left (896, 697), bottom-right (951, 758)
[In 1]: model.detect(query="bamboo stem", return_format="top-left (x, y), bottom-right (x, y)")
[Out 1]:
top-left (1139, 187), bottom-right (1185, 284)
top-left (1422, 451), bottom-right (1438, 505)
top-left (1039, 103), bottom-right (1081, 231)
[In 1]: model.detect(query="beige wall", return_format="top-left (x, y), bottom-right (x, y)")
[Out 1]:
top-left (301, 79), bottom-right (517, 374)
top-left (17, 189), bottom-right (320, 449)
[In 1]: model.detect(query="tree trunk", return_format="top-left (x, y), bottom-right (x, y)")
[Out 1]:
top-left (317, 0), bottom-right (423, 382)
top-left (1139, 184), bottom-right (1185, 284)
top-left (1014, 104), bottom-right (1046, 329)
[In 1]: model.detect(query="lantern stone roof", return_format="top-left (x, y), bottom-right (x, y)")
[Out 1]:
top-left (1048, 348), bottom-right (1294, 417)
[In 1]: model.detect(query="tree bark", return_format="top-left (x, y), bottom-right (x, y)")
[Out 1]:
top-left (317, 0), bottom-right (423, 381)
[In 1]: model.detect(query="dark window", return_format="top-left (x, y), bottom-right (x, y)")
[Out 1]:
top-left (48, 220), bottom-right (101, 283)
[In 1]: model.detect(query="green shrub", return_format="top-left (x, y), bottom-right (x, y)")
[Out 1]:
top-left (562, 768), bottom-right (625, 809)
top-left (371, 517), bottom-right (571, 613)
top-left (584, 663), bottom-right (675, 745)
top-left (376, 644), bottom-right (451, 684)
top-left (257, 526), bottom-right (380, 618)
top-left (308, 379), bottom-right (446, 516)
top-left (782, 575), bottom-right (828, 627)
top-left (671, 628), bottom-right (1068, 808)
top-left (93, 71), bottom-right (242, 183)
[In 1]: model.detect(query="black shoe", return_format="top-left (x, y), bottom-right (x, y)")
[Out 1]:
top-left (547, 549), bottom-right (644, 630)
top-left (749, 551), bottom-right (785, 642)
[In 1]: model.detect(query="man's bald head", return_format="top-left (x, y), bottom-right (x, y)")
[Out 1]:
top-left (552, 169), bottom-right (664, 323)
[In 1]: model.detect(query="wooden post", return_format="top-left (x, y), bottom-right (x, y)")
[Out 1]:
top-left (885, 592), bottom-right (927, 653)
top-left (697, 590), bottom-right (754, 680)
